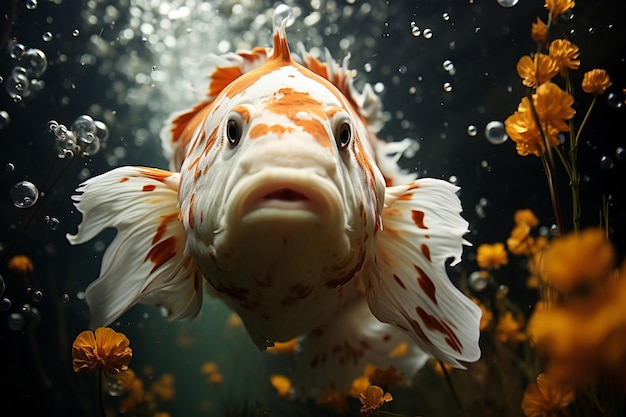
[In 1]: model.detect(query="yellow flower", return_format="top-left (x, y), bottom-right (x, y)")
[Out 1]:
top-left (496, 311), bottom-right (526, 344)
top-left (516, 54), bottom-right (559, 88)
top-left (72, 327), bottom-right (132, 377)
top-left (581, 69), bottom-right (612, 95)
top-left (351, 375), bottom-right (371, 398)
top-left (549, 39), bottom-right (580, 76)
top-left (544, 0), bottom-right (574, 20)
top-left (515, 209), bottom-right (539, 228)
top-left (8, 255), bottom-right (33, 272)
top-left (505, 100), bottom-right (557, 157)
top-left (531, 17), bottom-right (548, 47)
top-left (476, 243), bottom-right (508, 269)
top-left (358, 385), bottom-right (393, 415)
top-left (521, 373), bottom-right (575, 417)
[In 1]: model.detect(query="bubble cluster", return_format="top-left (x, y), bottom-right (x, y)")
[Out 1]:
top-left (11, 181), bottom-right (39, 208)
top-left (49, 115), bottom-right (108, 158)
top-left (5, 40), bottom-right (48, 102)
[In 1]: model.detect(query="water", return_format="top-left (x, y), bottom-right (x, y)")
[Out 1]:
top-left (1, 0), bottom-right (625, 416)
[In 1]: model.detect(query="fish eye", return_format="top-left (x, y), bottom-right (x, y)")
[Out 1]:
top-left (226, 114), bottom-right (243, 147)
top-left (335, 120), bottom-right (352, 150)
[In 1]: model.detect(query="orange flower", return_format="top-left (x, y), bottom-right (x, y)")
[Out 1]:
top-left (505, 81), bottom-right (573, 158)
top-left (515, 209), bottom-right (539, 227)
top-left (539, 228), bottom-right (615, 292)
top-left (358, 385), bottom-right (393, 415)
top-left (150, 373), bottom-right (175, 401)
top-left (533, 82), bottom-right (575, 133)
top-left (317, 391), bottom-right (347, 415)
top-left (119, 377), bottom-right (145, 413)
top-left (516, 54), bottom-right (559, 87)
top-left (549, 39), bottom-right (580, 76)
top-left (544, 0), bottom-right (574, 20)
top-left (507, 223), bottom-right (536, 255)
top-left (269, 374), bottom-right (292, 397)
top-left (368, 366), bottom-right (403, 389)
top-left (496, 311), bottom-right (526, 344)
top-left (267, 338), bottom-right (299, 355)
top-left (531, 17), bottom-right (548, 47)
top-left (528, 264), bottom-right (626, 385)
top-left (521, 373), bottom-right (575, 417)
top-left (8, 255), bottom-right (34, 272)
top-left (72, 327), bottom-right (132, 377)
top-left (581, 69), bottom-right (612, 95)
top-left (476, 243), bottom-right (508, 269)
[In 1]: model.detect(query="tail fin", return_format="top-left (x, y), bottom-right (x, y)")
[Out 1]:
top-left (365, 179), bottom-right (481, 368)
top-left (66, 166), bottom-right (203, 328)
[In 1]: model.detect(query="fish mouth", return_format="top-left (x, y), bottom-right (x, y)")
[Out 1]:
top-left (227, 169), bottom-right (343, 228)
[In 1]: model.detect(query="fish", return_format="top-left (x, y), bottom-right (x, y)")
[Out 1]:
top-left (66, 9), bottom-right (481, 394)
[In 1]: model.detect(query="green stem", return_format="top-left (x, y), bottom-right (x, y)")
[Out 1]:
top-left (439, 360), bottom-right (466, 417)
top-left (98, 369), bottom-right (106, 417)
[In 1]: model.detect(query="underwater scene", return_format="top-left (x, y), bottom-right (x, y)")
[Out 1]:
top-left (1, 0), bottom-right (626, 416)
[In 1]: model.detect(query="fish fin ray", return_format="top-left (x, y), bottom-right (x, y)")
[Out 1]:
top-left (66, 166), bottom-right (202, 328)
top-left (367, 178), bottom-right (481, 367)
top-left (293, 300), bottom-right (428, 397)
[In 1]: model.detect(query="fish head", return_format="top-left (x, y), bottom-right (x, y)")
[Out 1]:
top-left (177, 24), bottom-right (386, 343)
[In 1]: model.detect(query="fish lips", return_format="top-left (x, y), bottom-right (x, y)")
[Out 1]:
top-left (226, 168), bottom-right (344, 230)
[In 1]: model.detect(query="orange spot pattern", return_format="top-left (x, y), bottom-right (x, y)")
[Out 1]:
top-left (415, 307), bottom-right (462, 353)
top-left (415, 265), bottom-right (437, 305)
top-left (411, 210), bottom-right (428, 229)
top-left (248, 123), bottom-right (294, 139)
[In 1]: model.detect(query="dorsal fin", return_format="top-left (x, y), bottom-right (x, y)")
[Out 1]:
top-left (270, 5), bottom-right (293, 63)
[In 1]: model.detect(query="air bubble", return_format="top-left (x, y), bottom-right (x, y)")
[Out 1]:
top-left (607, 92), bottom-right (623, 109)
top-left (600, 155), bottom-right (614, 170)
top-left (8, 42), bottom-right (25, 60)
top-left (95, 120), bottom-right (110, 141)
top-left (7, 313), bottom-right (25, 331)
top-left (468, 270), bottom-right (490, 292)
top-left (0, 110), bottom-right (10, 129)
top-left (11, 181), bottom-right (39, 208)
top-left (484, 121), bottom-right (508, 145)
top-left (423, 28), bottom-right (433, 39)
top-left (71, 115), bottom-right (96, 142)
top-left (45, 216), bottom-right (60, 230)
top-left (273, 4), bottom-right (295, 29)
top-left (21, 48), bottom-right (48, 77)
top-left (497, 0), bottom-right (519, 7)
top-left (442, 60), bottom-right (454, 72)
top-left (0, 297), bottom-right (11, 311)
top-left (467, 125), bottom-right (478, 137)
top-left (6, 163), bottom-right (15, 172)
top-left (411, 26), bottom-right (421, 37)
top-left (72, 29), bottom-right (80, 37)
top-left (443, 82), bottom-right (452, 92)
top-left (42, 32), bottom-right (53, 42)
top-left (25, 0), bottom-right (38, 9)
top-left (615, 146), bottom-right (625, 161)
top-left (32, 290), bottom-right (43, 302)
top-left (61, 293), bottom-right (70, 304)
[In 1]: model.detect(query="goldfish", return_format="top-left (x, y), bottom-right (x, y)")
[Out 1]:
top-left (67, 9), bottom-right (481, 394)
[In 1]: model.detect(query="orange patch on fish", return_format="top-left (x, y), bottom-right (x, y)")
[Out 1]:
top-left (209, 66), bottom-right (244, 97)
top-left (142, 184), bottom-right (156, 192)
top-left (411, 210), bottom-right (428, 229)
top-left (248, 123), bottom-right (295, 139)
